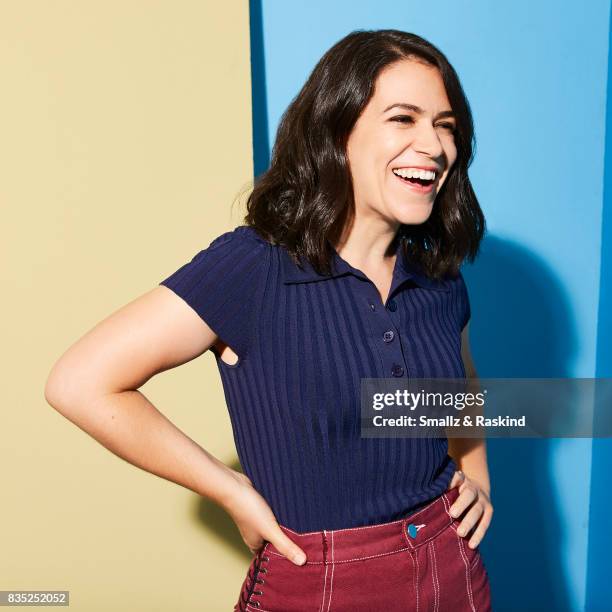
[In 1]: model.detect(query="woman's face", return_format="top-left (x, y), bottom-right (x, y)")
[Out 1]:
top-left (346, 58), bottom-right (458, 227)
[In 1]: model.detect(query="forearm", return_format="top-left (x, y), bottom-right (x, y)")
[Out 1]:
top-left (448, 346), bottom-right (492, 498)
top-left (49, 388), bottom-right (241, 508)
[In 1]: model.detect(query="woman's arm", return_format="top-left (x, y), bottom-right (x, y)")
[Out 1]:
top-left (447, 323), bottom-right (491, 497)
top-left (44, 285), bottom-right (307, 564)
top-left (446, 323), bottom-right (493, 548)
top-left (44, 286), bottom-right (237, 500)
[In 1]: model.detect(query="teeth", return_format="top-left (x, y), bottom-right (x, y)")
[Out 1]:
top-left (392, 168), bottom-right (437, 181)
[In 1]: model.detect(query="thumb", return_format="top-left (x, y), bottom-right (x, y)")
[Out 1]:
top-left (269, 530), bottom-right (307, 566)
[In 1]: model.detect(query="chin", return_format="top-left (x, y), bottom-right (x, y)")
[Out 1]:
top-left (390, 202), bottom-right (435, 226)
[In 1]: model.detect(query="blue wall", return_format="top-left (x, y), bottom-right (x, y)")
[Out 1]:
top-left (586, 4), bottom-right (612, 610)
top-left (251, 1), bottom-right (611, 609)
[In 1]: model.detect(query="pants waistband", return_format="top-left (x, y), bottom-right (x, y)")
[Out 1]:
top-left (268, 486), bottom-right (461, 565)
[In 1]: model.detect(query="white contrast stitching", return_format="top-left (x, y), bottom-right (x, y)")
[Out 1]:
top-left (408, 549), bottom-right (418, 612)
top-left (456, 532), bottom-right (476, 612)
top-left (326, 531), bottom-right (335, 612)
top-left (441, 492), bottom-right (452, 518)
top-left (469, 551), bottom-right (481, 571)
top-left (414, 546), bottom-right (420, 612)
top-left (428, 541), bottom-right (440, 612)
top-left (267, 545), bottom-right (412, 564)
top-left (318, 531), bottom-right (329, 612)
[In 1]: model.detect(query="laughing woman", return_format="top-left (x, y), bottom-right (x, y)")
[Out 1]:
top-left (46, 30), bottom-right (493, 611)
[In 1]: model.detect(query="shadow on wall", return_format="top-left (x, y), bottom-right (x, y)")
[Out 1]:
top-left (464, 234), bottom-right (578, 612)
top-left (249, 0), bottom-right (270, 178)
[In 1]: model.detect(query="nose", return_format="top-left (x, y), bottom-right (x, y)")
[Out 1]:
top-left (409, 122), bottom-right (445, 159)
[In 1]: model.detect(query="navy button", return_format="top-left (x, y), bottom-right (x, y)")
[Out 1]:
top-left (369, 303), bottom-right (376, 311)
top-left (391, 364), bottom-right (404, 377)
top-left (387, 299), bottom-right (397, 312)
top-left (383, 330), bottom-right (395, 342)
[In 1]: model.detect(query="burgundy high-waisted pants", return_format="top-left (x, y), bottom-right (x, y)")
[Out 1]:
top-left (235, 485), bottom-right (492, 611)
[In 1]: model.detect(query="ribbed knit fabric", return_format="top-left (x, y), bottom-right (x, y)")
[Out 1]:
top-left (159, 225), bottom-right (471, 532)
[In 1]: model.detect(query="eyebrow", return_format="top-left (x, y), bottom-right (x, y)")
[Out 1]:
top-left (382, 103), bottom-right (456, 120)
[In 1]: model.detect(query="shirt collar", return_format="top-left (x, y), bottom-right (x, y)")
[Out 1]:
top-left (280, 235), bottom-right (451, 292)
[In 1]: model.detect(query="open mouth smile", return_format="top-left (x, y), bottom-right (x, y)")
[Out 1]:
top-left (392, 167), bottom-right (438, 194)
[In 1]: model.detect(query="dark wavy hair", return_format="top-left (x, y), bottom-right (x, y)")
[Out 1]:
top-left (244, 29), bottom-right (485, 279)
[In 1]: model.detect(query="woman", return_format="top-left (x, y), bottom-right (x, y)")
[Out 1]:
top-left (45, 29), bottom-right (493, 611)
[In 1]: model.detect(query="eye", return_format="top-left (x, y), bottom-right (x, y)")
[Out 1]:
top-left (391, 115), bottom-right (456, 133)
top-left (438, 122), bottom-right (457, 132)
top-left (390, 115), bottom-right (414, 124)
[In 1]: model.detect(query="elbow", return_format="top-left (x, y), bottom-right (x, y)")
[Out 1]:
top-left (44, 372), bottom-right (69, 413)
top-left (44, 361), bottom-right (82, 414)
top-left (45, 361), bottom-right (121, 417)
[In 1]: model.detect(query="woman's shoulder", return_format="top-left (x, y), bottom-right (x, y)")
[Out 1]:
top-left (159, 224), bottom-right (272, 359)
top-left (228, 224), bottom-right (271, 244)
top-left (205, 224), bottom-right (272, 253)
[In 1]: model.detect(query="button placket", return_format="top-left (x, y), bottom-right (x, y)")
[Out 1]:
top-left (365, 287), bottom-right (407, 378)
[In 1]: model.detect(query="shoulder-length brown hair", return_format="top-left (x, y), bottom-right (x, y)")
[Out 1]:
top-left (244, 29), bottom-right (485, 279)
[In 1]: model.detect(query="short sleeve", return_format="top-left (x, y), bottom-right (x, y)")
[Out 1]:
top-left (159, 225), bottom-right (270, 359)
top-left (456, 270), bottom-right (471, 331)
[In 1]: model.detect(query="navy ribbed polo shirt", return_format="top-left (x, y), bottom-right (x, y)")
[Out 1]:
top-left (159, 225), bottom-right (471, 532)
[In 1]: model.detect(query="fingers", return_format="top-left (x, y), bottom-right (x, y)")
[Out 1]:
top-left (455, 501), bottom-right (483, 538)
top-left (449, 480), bottom-right (477, 518)
top-left (268, 530), bottom-right (307, 566)
top-left (448, 477), bottom-right (494, 549)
